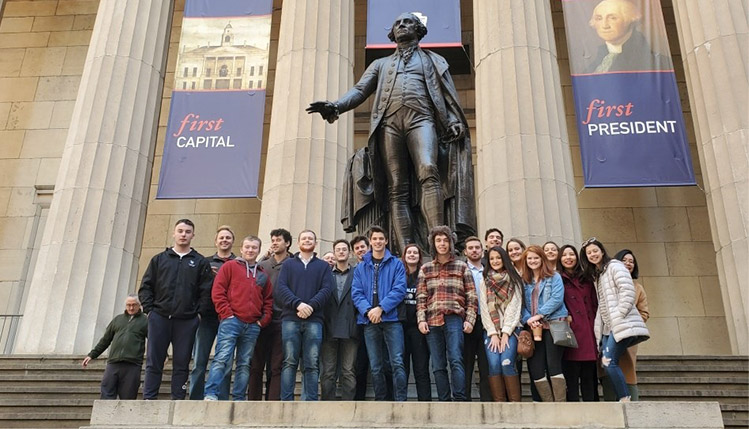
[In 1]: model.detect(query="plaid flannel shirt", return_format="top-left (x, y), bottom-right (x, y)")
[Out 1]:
top-left (416, 256), bottom-right (478, 327)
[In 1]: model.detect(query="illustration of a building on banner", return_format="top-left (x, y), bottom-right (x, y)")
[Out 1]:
top-left (174, 17), bottom-right (270, 92)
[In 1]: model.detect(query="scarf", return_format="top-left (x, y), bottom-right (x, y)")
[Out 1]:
top-left (485, 270), bottom-right (514, 331)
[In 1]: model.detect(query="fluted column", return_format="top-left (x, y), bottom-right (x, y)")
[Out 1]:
top-left (257, 1), bottom-right (354, 250)
top-left (672, 0), bottom-right (748, 354)
top-left (15, 0), bottom-right (172, 353)
top-left (472, 0), bottom-right (581, 245)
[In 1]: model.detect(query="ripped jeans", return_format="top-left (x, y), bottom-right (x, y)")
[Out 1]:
top-left (600, 334), bottom-right (639, 400)
top-left (483, 330), bottom-right (519, 376)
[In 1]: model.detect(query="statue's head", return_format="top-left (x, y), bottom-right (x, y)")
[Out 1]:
top-left (387, 13), bottom-right (428, 43)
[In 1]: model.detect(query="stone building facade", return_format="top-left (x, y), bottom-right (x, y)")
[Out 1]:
top-left (0, 0), bottom-right (745, 356)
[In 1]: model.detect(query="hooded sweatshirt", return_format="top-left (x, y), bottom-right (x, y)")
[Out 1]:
top-left (212, 258), bottom-right (274, 327)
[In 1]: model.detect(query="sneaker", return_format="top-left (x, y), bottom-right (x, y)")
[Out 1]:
top-left (204, 395), bottom-right (218, 401)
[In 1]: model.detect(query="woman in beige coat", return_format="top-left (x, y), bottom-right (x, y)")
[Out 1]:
top-left (580, 239), bottom-right (649, 402)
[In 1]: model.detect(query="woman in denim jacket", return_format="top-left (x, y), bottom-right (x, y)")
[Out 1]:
top-left (521, 245), bottom-right (569, 402)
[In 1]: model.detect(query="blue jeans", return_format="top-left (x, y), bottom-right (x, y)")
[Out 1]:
top-left (601, 334), bottom-right (639, 400)
top-left (363, 322), bottom-right (408, 401)
top-left (189, 317), bottom-right (231, 400)
top-left (281, 320), bottom-right (323, 401)
top-left (204, 317), bottom-right (261, 400)
top-left (425, 314), bottom-right (466, 401)
top-left (484, 330), bottom-right (519, 376)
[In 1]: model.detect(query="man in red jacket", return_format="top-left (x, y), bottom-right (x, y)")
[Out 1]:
top-left (204, 235), bottom-right (274, 401)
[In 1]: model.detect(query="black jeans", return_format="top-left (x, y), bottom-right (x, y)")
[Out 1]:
top-left (403, 322), bottom-right (431, 401)
top-left (143, 312), bottom-right (199, 399)
top-left (562, 360), bottom-right (598, 401)
top-left (100, 362), bottom-right (141, 399)
top-left (527, 329), bottom-right (564, 381)
top-left (463, 319), bottom-right (490, 401)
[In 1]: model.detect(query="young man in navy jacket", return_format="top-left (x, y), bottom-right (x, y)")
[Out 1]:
top-left (351, 226), bottom-right (408, 401)
top-left (274, 229), bottom-right (335, 400)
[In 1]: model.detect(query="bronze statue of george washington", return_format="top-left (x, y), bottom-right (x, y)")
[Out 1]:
top-left (307, 13), bottom-right (476, 253)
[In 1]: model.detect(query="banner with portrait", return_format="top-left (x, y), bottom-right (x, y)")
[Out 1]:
top-left (156, 0), bottom-right (272, 199)
top-left (561, 0), bottom-right (695, 187)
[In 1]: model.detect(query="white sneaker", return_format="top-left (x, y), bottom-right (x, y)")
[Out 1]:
top-left (204, 396), bottom-right (218, 401)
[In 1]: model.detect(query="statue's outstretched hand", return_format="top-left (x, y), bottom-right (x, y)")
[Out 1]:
top-left (306, 101), bottom-right (339, 123)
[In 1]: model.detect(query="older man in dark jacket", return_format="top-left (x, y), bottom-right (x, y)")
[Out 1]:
top-left (82, 294), bottom-right (148, 399)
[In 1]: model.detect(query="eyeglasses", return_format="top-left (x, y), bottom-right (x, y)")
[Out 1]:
top-left (581, 237), bottom-right (597, 247)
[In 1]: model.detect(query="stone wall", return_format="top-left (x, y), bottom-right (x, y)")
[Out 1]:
top-left (0, 0), bottom-right (96, 316)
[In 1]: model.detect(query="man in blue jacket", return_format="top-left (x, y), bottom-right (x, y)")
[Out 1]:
top-left (274, 229), bottom-right (335, 401)
top-left (351, 226), bottom-right (408, 401)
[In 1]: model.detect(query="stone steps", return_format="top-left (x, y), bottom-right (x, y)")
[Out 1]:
top-left (0, 354), bottom-right (745, 428)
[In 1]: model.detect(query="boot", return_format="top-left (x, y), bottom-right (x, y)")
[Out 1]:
top-left (503, 375), bottom-right (522, 402)
top-left (533, 378), bottom-right (554, 402)
top-left (487, 375), bottom-right (507, 402)
top-left (551, 375), bottom-right (567, 402)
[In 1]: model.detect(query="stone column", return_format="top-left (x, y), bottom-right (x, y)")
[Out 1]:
top-left (472, 0), bottom-right (581, 245)
top-left (15, 0), bottom-right (173, 353)
top-left (257, 1), bottom-right (354, 250)
top-left (671, 0), bottom-right (748, 354)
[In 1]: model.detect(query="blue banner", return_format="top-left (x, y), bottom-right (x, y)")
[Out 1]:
top-left (184, 1), bottom-right (271, 18)
top-left (562, 0), bottom-right (695, 187)
top-left (157, 0), bottom-right (272, 199)
top-left (366, 0), bottom-right (462, 48)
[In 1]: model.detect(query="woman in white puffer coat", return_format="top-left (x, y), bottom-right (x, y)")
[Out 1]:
top-left (579, 238), bottom-right (649, 402)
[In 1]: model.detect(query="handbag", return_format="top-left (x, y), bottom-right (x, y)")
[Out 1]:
top-left (549, 319), bottom-right (578, 348)
top-left (516, 329), bottom-right (535, 358)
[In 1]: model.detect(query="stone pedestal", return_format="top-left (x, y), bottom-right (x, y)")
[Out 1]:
top-left (671, 0), bottom-right (749, 354)
top-left (87, 400), bottom-right (724, 428)
top-left (257, 1), bottom-right (354, 249)
top-left (472, 0), bottom-right (581, 245)
top-left (14, 0), bottom-right (173, 353)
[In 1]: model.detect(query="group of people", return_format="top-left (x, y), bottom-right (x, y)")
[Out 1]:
top-left (83, 219), bottom-right (650, 404)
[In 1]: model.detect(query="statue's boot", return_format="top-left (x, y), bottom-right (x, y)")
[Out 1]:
top-left (419, 173), bottom-right (443, 231)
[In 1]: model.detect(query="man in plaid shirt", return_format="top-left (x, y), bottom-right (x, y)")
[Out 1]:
top-left (417, 225), bottom-right (478, 401)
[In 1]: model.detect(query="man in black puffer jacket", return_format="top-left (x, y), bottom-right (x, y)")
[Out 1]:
top-left (138, 218), bottom-right (213, 400)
